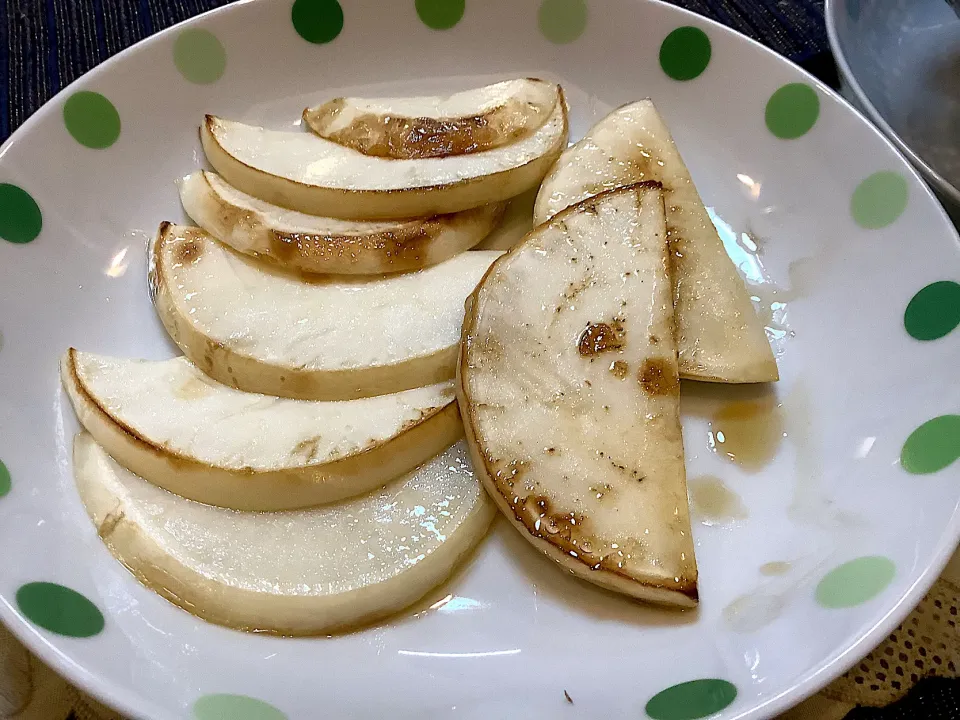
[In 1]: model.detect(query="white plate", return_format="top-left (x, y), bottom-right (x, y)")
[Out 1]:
top-left (1, 1), bottom-right (959, 718)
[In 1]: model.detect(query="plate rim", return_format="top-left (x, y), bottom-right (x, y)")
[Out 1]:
top-left (0, 0), bottom-right (958, 718)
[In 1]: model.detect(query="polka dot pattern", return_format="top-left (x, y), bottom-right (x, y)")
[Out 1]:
top-left (416, 0), bottom-right (465, 29)
top-left (194, 694), bottom-right (287, 720)
top-left (0, 5), bottom-right (954, 712)
top-left (63, 91), bottom-right (121, 149)
top-left (765, 83), bottom-right (819, 139)
top-left (901, 415), bottom-right (960, 475)
top-left (659, 27), bottom-right (711, 81)
top-left (292, 0), bottom-right (344, 44)
top-left (174, 29), bottom-right (227, 84)
top-left (904, 281), bottom-right (960, 341)
top-left (851, 171), bottom-right (908, 229)
top-left (645, 679), bottom-right (737, 720)
top-left (816, 557), bottom-right (896, 609)
top-left (16, 582), bottom-right (105, 638)
top-left (538, 0), bottom-right (587, 45)
top-left (0, 184), bottom-right (42, 244)
top-left (0, 459), bottom-right (10, 497)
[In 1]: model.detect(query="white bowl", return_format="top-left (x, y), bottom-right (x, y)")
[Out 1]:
top-left (826, 0), bottom-right (960, 219)
top-left (0, 0), bottom-right (959, 718)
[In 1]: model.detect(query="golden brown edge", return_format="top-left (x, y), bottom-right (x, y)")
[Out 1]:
top-left (63, 346), bottom-right (459, 479)
top-left (77, 433), bottom-right (497, 636)
top-left (151, 221), bottom-right (464, 399)
top-left (455, 182), bottom-right (699, 608)
top-left (534, 98), bottom-right (779, 384)
top-left (197, 170), bottom-right (507, 274)
top-left (301, 79), bottom-right (561, 160)
top-left (201, 86), bottom-right (568, 200)
top-left (102, 502), bottom-right (496, 636)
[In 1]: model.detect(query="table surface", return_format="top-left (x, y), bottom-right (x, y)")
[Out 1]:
top-left (0, 2), bottom-right (956, 719)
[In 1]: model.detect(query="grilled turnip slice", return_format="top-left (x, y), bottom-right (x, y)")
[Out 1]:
top-left (303, 78), bottom-right (560, 159)
top-left (62, 350), bottom-right (460, 511)
top-left (74, 433), bottom-right (494, 634)
top-left (150, 223), bottom-right (500, 400)
top-left (179, 171), bottom-right (504, 274)
top-left (534, 99), bottom-right (778, 384)
top-left (200, 95), bottom-right (567, 220)
top-left (459, 183), bottom-right (698, 608)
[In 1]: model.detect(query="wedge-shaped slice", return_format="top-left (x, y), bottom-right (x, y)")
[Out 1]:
top-left (150, 223), bottom-right (500, 400)
top-left (459, 184), bottom-right (698, 608)
top-left (534, 100), bottom-right (778, 384)
top-left (74, 433), bottom-right (494, 634)
top-left (201, 96), bottom-right (567, 220)
top-left (62, 350), bottom-right (460, 510)
top-left (179, 171), bottom-right (505, 274)
top-left (303, 78), bottom-right (560, 159)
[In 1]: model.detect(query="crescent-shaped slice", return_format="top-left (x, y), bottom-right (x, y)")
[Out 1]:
top-left (61, 350), bottom-right (461, 511)
top-left (150, 223), bottom-right (501, 400)
top-left (74, 433), bottom-right (494, 634)
top-left (459, 183), bottom-right (698, 608)
top-left (200, 96), bottom-right (567, 220)
top-left (534, 99), bottom-right (778, 384)
top-left (303, 78), bottom-right (560, 159)
top-left (179, 171), bottom-right (505, 274)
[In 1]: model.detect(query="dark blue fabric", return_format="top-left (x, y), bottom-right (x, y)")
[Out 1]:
top-left (844, 677), bottom-right (960, 720)
top-left (0, 0), bottom-right (830, 142)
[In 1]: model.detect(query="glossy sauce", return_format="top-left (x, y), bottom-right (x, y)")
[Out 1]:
top-left (688, 475), bottom-right (747, 526)
top-left (708, 395), bottom-right (784, 471)
top-left (759, 561), bottom-right (791, 576)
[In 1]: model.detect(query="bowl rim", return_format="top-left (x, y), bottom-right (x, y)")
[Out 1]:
top-left (0, 1), bottom-right (958, 719)
top-left (824, 0), bottom-right (960, 207)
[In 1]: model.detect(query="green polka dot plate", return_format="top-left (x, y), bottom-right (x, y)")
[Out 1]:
top-left (0, 1), bottom-right (957, 718)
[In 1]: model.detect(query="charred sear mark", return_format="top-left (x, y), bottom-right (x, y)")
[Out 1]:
top-left (578, 320), bottom-right (624, 357)
top-left (486, 456), bottom-right (658, 582)
top-left (172, 236), bottom-right (204, 265)
top-left (609, 360), bottom-right (628, 379)
top-left (306, 96), bottom-right (549, 159)
top-left (532, 500), bottom-right (593, 555)
top-left (490, 457), bottom-right (528, 492)
top-left (638, 358), bottom-right (679, 396)
top-left (274, 221), bottom-right (438, 268)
